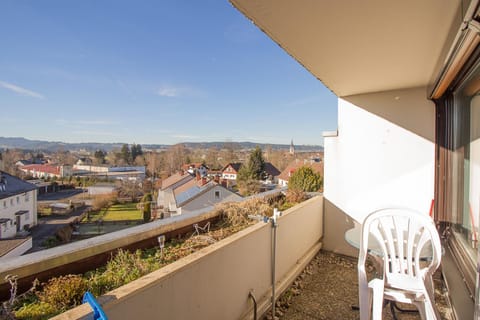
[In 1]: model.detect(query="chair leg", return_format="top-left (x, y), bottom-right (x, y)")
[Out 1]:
top-left (414, 295), bottom-right (439, 320)
top-left (369, 279), bottom-right (384, 320)
top-left (359, 288), bottom-right (372, 320)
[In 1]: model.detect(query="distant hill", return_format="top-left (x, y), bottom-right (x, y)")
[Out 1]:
top-left (0, 137), bottom-right (323, 153)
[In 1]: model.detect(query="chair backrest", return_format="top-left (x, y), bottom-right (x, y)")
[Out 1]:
top-left (359, 208), bottom-right (442, 282)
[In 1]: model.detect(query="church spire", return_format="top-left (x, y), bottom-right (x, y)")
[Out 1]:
top-left (289, 139), bottom-right (295, 155)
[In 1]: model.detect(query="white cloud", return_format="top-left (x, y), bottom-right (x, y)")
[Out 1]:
top-left (156, 84), bottom-right (206, 98)
top-left (55, 119), bottom-right (117, 126)
top-left (157, 85), bottom-right (182, 97)
top-left (0, 81), bottom-right (45, 99)
top-left (77, 120), bottom-right (116, 125)
top-left (71, 130), bottom-right (117, 137)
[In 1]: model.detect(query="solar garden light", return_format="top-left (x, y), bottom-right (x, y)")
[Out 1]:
top-left (157, 235), bottom-right (166, 259)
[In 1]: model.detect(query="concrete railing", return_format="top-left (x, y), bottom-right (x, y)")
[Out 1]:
top-left (53, 195), bottom-right (324, 320)
top-left (0, 207), bottom-right (222, 298)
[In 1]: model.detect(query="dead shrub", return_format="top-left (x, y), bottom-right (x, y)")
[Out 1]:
top-left (286, 189), bottom-right (307, 203)
top-left (214, 198), bottom-right (272, 227)
top-left (92, 193), bottom-right (117, 211)
top-left (37, 275), bottom-right (87, 311)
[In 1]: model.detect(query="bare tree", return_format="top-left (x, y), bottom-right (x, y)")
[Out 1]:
top-left (205, 147), bottom-right (221, 169)
top-left (1, 149), bottom-right (24, 175)
top-left (164, 144), bottom-right (190, 175)
top-left (220, 141), bottom-right (238, 166)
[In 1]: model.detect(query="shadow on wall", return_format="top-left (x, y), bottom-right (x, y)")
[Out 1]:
top-left (343, 86), bottom-right (435, 143)
top-left (322, 198), bottom-right (358, 258)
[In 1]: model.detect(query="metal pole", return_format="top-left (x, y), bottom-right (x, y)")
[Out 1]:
top-left (272, 219), bottom-right (277, 319)
top-left (271, 207), bottom-right (280, 319)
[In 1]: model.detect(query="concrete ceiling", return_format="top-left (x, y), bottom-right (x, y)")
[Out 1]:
top-left (230, 0), bottom-right (464, 97)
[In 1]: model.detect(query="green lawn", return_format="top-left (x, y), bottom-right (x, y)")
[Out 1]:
top-left (85, 203), bottom-right (143, 222)
top-left (103, 203), bottom-right (142, 221)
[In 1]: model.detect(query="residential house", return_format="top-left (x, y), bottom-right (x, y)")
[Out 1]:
top-left (164, 178), bottom-right (242, 215)
top-left (221, 162), bottom-right (242, 181)
top-left (222, 162), bottom-right (280, 184)
top-left (19, 164), bottom-right (72, 179)
top-left (230, 0), bottom-right (480, 318)
top-left (263, 162), bottom-right (281, 184)
top-left (75, 157), bottom-right (93, 166)
top-left (278, 158), bottom-right (323, 187)
top-left (15, 158), bottom-right (45, 167)
top-left (0, 171), bottom-right (37, 257)
top-left (156, 172), bottom-right (195, 209)
top-left (181, 163), bottom-right (208, 177)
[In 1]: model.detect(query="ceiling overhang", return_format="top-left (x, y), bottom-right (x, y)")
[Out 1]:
top-left (230, 0), bottom-right (464, 97)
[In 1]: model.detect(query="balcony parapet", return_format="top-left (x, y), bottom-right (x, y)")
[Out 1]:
top-left (52, 195), bottom-right (324, 319)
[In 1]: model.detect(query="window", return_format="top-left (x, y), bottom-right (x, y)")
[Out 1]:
top-left (16, 196), bottom-right (19, 204)
top-left (436, 58), bottom-right (480, 300)
top-left (3, 201), bottom-right (5, 208)
top-left (214, 191), bottom-right (220, 199)
top-left (10, 199), bottom-right (13, 206)
top-left (25, 193), bottom-right (29, 202)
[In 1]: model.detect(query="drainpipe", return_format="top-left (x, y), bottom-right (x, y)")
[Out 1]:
top-left (248, 208), bottom-right (282, 319)
top-left (270, 208), bottom-right (281, 319)
top-left (248, 291), bottom-right (257, 320)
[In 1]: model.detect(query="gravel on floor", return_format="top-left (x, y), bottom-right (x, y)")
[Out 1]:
top-left (267, 250), bottom-right (453, 320)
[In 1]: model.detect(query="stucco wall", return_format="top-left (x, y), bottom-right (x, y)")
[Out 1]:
top-left (182, 185), bottom-right (242, 213)
top-left (0, 189), bottom-right (37, 238)
top-left (324, 87), bottom-right (435, 223)
top-left (52, 196), bottom-right (323, 320)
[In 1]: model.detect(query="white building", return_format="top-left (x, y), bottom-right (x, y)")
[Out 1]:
top-left (0, 171), bottom-right (37, 257)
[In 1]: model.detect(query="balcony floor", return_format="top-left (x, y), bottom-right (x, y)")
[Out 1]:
top-left (274, 251), bottom-right (453, 320)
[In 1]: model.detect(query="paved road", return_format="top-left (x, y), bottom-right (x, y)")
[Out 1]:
top-left (29, 189), bottom-right (91, 253)
top-left (28, 206), bottom-right (90, 252)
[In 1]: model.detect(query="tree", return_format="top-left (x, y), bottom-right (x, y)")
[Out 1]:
top-left (120, 144), bottom-right (132, 164)
top-left (145, 151), bottom-right (163, 178)
top-left (131, 144), bottom-right (143, 163)
top-left (94, 150), bottom-right (106, 165)
top-left (164, 144), bottom-right (190, 175)
top-left (0, 148), bottom-right (24, 175)
top-left (142, 193), bottom-right (153, 222)
top-left (220, 141), bottom-right (238, 165)
top-left (249, 146), bottom-right (265, 179)
top-left (288, 166), bottom-right (323, 192)
top-left (236, 146), bottom-right (265, 196)
top-left (205, 147), bottom-right (221, 170)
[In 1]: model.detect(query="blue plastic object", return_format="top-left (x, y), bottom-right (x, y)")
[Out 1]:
top-left (82, 291), bottom-right (108, 320)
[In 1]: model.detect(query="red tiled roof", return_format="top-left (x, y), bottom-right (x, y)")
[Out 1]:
top-left (278, 159), bottom-right (324, 182)
top-left (161, 173), bottom-right (193, 190)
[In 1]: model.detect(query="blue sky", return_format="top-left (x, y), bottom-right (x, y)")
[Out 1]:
top-left (0, 1), bottom-right (337, 146)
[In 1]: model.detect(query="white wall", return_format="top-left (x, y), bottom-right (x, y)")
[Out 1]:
top-left (0, 190), bottom-right (37, 238)
top-left (324, 87), bottom-right (435, 223)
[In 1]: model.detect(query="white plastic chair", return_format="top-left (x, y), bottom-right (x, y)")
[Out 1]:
top-left (358, 208), bottom-right (442, 320)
